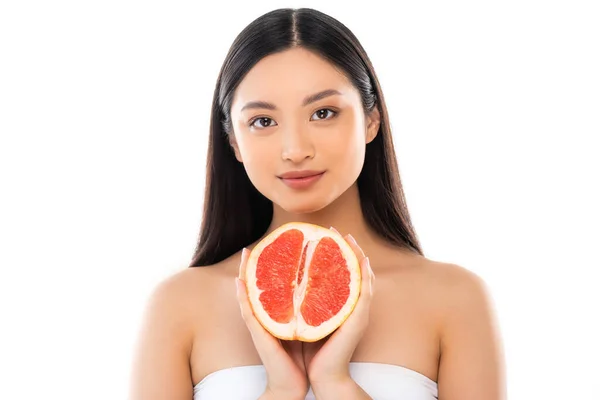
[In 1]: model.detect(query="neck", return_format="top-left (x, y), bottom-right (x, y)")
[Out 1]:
top-left (267, 183), bottom-right (384, 258)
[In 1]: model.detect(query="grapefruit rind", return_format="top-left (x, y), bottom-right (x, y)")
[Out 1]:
top-left (245, 222), bottom-right (361, 342)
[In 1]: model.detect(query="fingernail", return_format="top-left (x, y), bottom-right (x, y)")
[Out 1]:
top-left (364, 257), bottom-right (374, 276)
top-left (347, 234), bottom-right (357, 245)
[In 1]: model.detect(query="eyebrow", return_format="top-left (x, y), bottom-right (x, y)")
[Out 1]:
top-left (240, 89), bottom-right (343, 112)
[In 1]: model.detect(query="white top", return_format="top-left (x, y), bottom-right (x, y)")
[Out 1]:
top-left (194, 362), bottom-right (438, 399)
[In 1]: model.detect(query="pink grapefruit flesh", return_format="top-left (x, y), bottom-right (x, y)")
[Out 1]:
top-left (245, 222), bottom-right (361, 342)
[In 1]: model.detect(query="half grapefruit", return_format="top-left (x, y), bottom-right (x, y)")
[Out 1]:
top-left (245, 222), bottom-right (361, 342)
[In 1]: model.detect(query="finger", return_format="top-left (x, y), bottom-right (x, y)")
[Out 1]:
top-left (344, 234), bottom-right (366, 262)
top-left (329, 226), bottom-right (342, 236)
top-left (235, 277), bottom-right (283, 357)
top-left (339, 256), bottom-right (373, 337)
top-left (356, 256), bottom-right (373, 306)
top-left (343, 234), bottom-right (371, 297)
top-left (365, 257), bottom-right (374, 297)
top-left (236, 277), bottom-right (264, 333)
top-left (238, 248), bottom-right (250, 280)
top-left (237, 248), bottom-right (265, 333)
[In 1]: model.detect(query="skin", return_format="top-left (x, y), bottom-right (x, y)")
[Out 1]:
top-left (129, 47), bottom-right (506, 399)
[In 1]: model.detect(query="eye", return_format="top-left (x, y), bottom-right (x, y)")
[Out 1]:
top-left (311, 108), bottom-right (338, 121)
top-left (248, 108), bottom-right (338, 130)
top-left (249, 117), bottom-right (277, 130)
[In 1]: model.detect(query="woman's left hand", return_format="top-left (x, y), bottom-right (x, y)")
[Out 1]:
top-left (302, 231), bottom-right (375, 389)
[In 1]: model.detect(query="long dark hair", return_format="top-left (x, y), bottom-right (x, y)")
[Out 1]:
top-left (188, 8), bottom-right (423, 267)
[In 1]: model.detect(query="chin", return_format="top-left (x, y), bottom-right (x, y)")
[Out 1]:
top-left (273, 191), bottom-right (340, 215)
top-left (278, 200), bottom-right (327, 215)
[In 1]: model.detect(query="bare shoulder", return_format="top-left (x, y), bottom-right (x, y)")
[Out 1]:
top-left (417, 258), bottom-right (506, 399)
top-left (415, 258), bottom-right (501, 349)
top-left (140, 265), bottom-right (222, 325)
top-left (375, 252), bottom-right (493, 309)
top-left (150, 251), bottom-right (241, 309)
top-left (130, 256), bottom-right (240, 400)
top-left (422, 260), bottom-right (502, 341)
top-left (419, 259), bottom-right (493, 304)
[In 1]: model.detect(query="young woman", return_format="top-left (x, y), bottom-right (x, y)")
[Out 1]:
top-left (130, 8), bottom-right (505, 400)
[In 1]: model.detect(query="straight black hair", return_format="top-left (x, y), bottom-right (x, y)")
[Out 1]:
top-left (189, 8), bottom-right (423, 267)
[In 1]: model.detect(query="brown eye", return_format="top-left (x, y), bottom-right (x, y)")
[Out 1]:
top-left (250, 117), bottom-right (276, 129)
top-left (311, 108), bottom-right (337, 121)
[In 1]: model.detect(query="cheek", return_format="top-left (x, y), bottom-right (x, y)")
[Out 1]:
top-left (237, 136), bottom-right (278, 181)
top-left (319, 119), bottom-right (366, 169)
top-left (237, 133), bottom-right (271, 163)
top-left (340, 137), bottom-right (366, 175)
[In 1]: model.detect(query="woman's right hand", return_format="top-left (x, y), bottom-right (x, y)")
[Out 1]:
top-left (236, 248), bottom-right (308, 400)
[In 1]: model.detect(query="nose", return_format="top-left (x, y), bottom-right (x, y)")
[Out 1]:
top-left (280, 125), bottom-right (315, 163)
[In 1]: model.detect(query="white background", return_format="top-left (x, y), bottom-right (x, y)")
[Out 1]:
top-left (1, 1), bottom-right (598, 399)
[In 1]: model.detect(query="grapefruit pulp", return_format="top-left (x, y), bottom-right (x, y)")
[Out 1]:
top-left (245, 222), bottom-right (361, 342)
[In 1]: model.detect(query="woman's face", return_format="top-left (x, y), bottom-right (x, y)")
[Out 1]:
top-left (229, 47), bottom-right (380, 214)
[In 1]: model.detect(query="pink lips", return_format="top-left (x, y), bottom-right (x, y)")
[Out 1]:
top-left (278, 170), bottom-right (325, 189)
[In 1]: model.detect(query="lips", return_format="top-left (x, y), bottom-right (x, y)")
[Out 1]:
top-left (278, 170), bottom-right (325, 179)
top-left (278, 170), bottom-right (325, 189)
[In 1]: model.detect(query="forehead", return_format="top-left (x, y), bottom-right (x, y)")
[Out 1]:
top-left (231, 47), bottom-right (357, 113)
